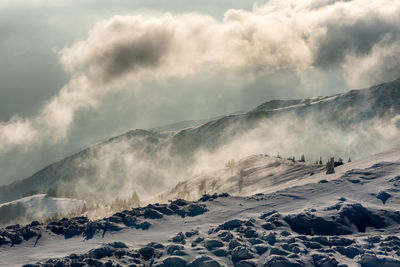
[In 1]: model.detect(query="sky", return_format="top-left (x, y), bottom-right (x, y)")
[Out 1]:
top-left (0, 0), bottom-right (400, 185)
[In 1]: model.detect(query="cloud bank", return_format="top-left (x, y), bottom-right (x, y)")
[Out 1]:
top-left (1, 0), bottom-right (400, 155)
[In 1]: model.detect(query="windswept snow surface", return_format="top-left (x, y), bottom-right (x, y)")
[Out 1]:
top-left (1, 149), bottom-right (400, 266)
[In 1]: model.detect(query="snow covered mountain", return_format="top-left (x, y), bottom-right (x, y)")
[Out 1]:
top-left (0, 194), bottom-right (85, 226)
top-left (1, 148), bottom-right (400, 266)
top-left (0, 78), bottom-right (399, 212)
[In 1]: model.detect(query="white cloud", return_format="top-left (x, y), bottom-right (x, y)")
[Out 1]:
top-left (1, 0), bottom-right (400, 154)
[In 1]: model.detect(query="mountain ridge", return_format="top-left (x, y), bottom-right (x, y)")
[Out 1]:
top-left (0, 78), bottom-right (399, 204)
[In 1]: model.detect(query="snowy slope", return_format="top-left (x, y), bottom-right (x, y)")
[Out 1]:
top-left (0, 194), bottom-right (85, 226)
top-left (1, 148), bottom-right (400, 266)
top-left (1, 78), bottom-right (400, 206)
top-left (156, 155), bottom-right (325, 202)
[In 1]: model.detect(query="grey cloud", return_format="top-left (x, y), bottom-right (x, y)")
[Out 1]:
top-left (344, 36), bottom-right (400, 88)
top-left (61, 0), bottom-right (400, 89)
top-left (314, 19), bottom-right (400, 69)
top-left (83, 26), bottom-right (174, 85)
top-left (1, 0), bottom-right (400, 176)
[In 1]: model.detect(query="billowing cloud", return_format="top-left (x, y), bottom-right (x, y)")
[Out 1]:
top-left (344, 36), bottom-right (400, 88)
top-left (0, 76), bottom-right (95, 153)
top-left (60, 0), bottom-right (400, 85)
top-left (1, 0), bottom-right (400, 154)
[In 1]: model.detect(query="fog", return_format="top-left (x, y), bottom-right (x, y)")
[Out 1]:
top-left (56, 111), bottom-right (400, 207)
top-left (1, 0), bottom-right (400, 187)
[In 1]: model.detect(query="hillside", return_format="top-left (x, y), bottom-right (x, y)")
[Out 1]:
top-left (0, 148), bottom-right (399, 266)
top-left (0, 78), bottom-right (399, 206)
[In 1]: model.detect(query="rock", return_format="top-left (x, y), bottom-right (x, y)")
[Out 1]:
top-left (263, 256), bottom-right (302, 267)
top-left (313, 254), bottom-right (339, 267)
top-left (237, 260), bottom-right (256, 267)
top-left (189, 256), bottom-right (221, 267)
top-left (376, 191), bottom-right (391, 204)
top-left (284, 213), bottom-right (352, 236)
top-left (366, 236), bottom-right (381, 243)
top-left (107, 216), bottom-right (123, 223)
top-left (262, 223), bottom-right (275, 230)
top-left (28, 221), bottom-right (41, 227)
top-left (103, 222), bottom-right (123, 233)
top-left (122, 215), bottom-right (137, 227)
top-left (82, 222), bottom-right (100, 240)
top-left (171, 199), bottom-right (190, 207)
top-left (212, 248), bottom-right (228, 257)
top-left (263, 232), bottom-right (277, 245)
top-left (139, 246), bottom-right (155, 261)
top-left (163, 256), bottom-right (187, 267)
top-left (260, 210), bottom-right (278, 219)
top-left (88, 246), bottom-right (115, 259)
top-left (359, 254), bottom-right (400, 267)
top-left (329, 237), bottom-right (355, 246)
top-left (64, 224), bottom-right (84, 239)
top-left (248, 238), bottom-right (263, 245)
top-left (9, 233), bottom-right (23, 246)
top-left (310, 236), bottom-right (329, 246)
top-left (219, 231), bottom-right (234, 242)
top-left (172, 250), bottom-right (188, 256)
top-left (172, 232), bottom-right (185, 244)
top-left (281, 231), bottom-right (291, 236)
top-left (109, 241), bottom-right (128, 249)
top-left (183, 204), bottom-right (208, 217)
top-left (254, 245), bottom-right (269, 255)
top-left (0, 236), bottom-right (11, 247)
top-left (270, 248), bottom-right (289, 256)
top-left (185, 230), bottom-right (199, 238)
top-left (244, 228), bottom-right (258, 238)
top-left (219, 219), bottom-right (245, 230)
top-left (335, 246), bottom-right (361, 259)
top-left (231, 246), bottom-right (253, 261)
top-left (204, 239), bottom-right (224, 250)
top-left (148, 204), bottom-right (174, 215)
top-left (83, 258), bottom-right (103, 267)
top-left (228, 239), bottom-right (242, 250)
top-left (147, 242), bottom-right (165, 249)
top-left (21, 228), bottom-right (38, 241)
top-left (166, 245), bottom-right (184, 255)
top-left (193, 237), bottom-right (204, 244)
top-left (339, 203), bottom-right (386, 232)
top-left (304, 241), bottom-right (322, 249)
top-left (135, 221), bottom-right (151, 230)
top-left (144, 208), bottom-right (164, 219)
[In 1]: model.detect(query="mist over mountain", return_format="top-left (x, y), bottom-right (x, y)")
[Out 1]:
top-left (2, 1), bottom-right (400, 265)
top-left (1, 78), bottom-right (399, 207)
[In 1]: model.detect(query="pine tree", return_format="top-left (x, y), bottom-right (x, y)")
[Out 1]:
top-left (348, 157), bottom-right (352, 163)
top-left (238, 176), bottom-right (244, 194)
top-left (238, 169), bottom-right (245, 193)
top-left (128, 192), bottom-right (140, 207)
top-left (198, 180), bottom-right (206, 195)
top-left (326, 157), bottom-right (335, 174)
top-left (300, 154), bottom-right (306, 162)
top-left (319, 157), bottom-right (323, 165)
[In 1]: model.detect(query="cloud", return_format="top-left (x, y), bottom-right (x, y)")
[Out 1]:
top-left (0, 76), bottom-right (96, 153)
top-left (1, 0), bottom-right (400, 154)
top-left (58, 111), bottom-right (400, 206)
top-left (343, 36), bottom-right (400, 88)
top-left (60, 0), bottom-right (400, 85)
